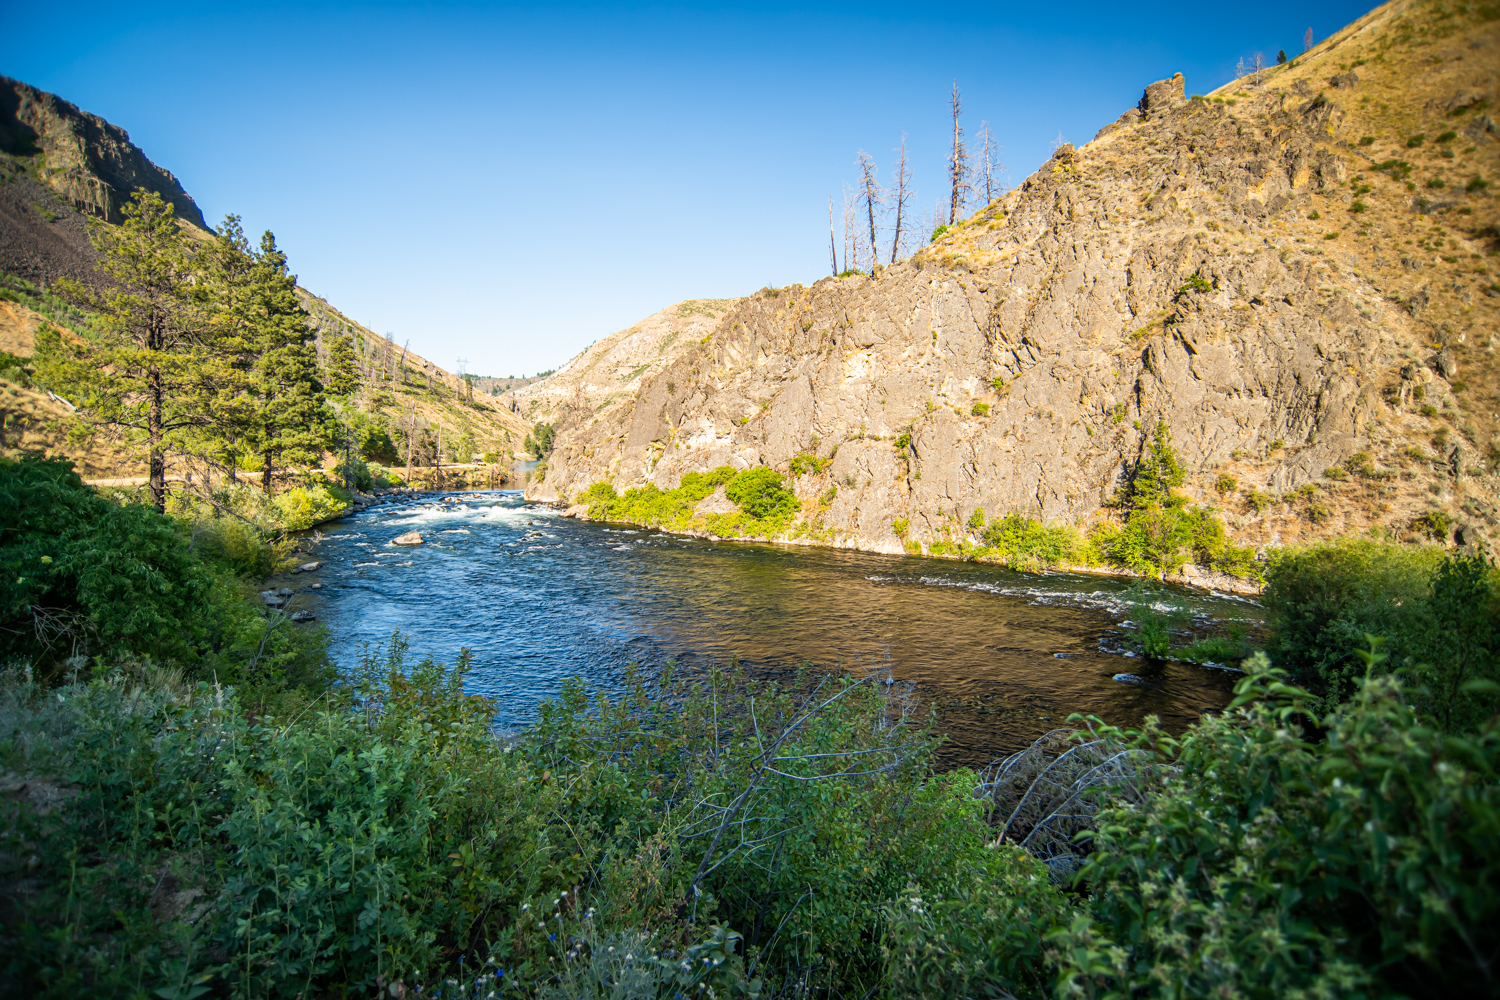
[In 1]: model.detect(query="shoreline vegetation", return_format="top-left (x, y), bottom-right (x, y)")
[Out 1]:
top-left (566, 423), bottom-right (1265, 595)
top-left (3, 450), bottom-right (1497, 998)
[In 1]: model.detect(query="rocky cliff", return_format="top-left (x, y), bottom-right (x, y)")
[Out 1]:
top-left (531, 0), bottom-right (1499, 559)
top-left (509, 298), bottom-right (739, 430)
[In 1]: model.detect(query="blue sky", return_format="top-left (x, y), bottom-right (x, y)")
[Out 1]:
top-left (6, 1), bottom-right (1371, 376)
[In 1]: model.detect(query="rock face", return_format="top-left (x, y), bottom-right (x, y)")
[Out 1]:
top-left (511, 298), bottom-right (740, 433)
top-left (0, 75), bottom-right (206, 228)
top-left (532, 0), bottom-right (1499, 557)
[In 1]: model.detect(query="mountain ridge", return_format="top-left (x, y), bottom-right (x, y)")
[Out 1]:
top-left (529, 0), bottom-right (1499, 566)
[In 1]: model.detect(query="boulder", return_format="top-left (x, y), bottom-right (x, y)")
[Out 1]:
top-left (391, 531), bottom-right (425, 546)
top-left (299, 561), bottom-right (321, 572)
top-left (289, 610), bottom-right (316, 623)
top-left (260, 591), bottom-right (284, 607)
top-left (562, 504), bottom-right (589, 518)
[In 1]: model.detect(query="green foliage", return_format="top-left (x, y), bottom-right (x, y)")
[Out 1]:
top-left (1, 646), bottom-right (1058, 999)
top-left (578, 466), bottom-right (797, 537)
top-left (981, 513), bottom-right (1080, 572)
top-left (1213, 472), bottom-right (1238, 494)
top-left (360, 424), bottom-right (400, 464)
top-left (271, 480), bottom-right (351, 531)
top-left (894, 433), bottom-right (911, 452)
top-left (524, 421), bottom-right (556, 459)
top-left (1262, 539), bottom-right (1499, 730)
top-left (1177, 272), bottom-right (1212, 295)
top-left (966, 507), bottom-right (985, 531)
top-left (1052, 656), bottom-right (1500, 999)
top-left (788, 452), bottom-right (829, 476)
top-left (723, 467), bottom-right (798, 521)
top-left (929, 224), bottom-right (949, 240)
top-left (1415, 508), bottom-right (1453, 540)
top-left (970, 401), bottom-right (990, 417)
top-left (1088, 423), bottom-right (1259, 581)
top-left (0, 455), bottom-right (214, 666)
top-left (1130, 421), bottom-right (1185, 506)
top-left (335, 453), bottom-right (375, 491)
top-left (880, 863), bottom-right (1070, 999)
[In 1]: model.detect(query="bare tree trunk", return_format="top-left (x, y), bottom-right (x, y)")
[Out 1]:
top-left (262, 447), bottom-right (274, 495)
top-left (949, 82), bottom-right (968, 226)
top-left (828, 196), bottom-right (837, 276)
top-left (889, 134), bottom-right (911, 264)
top-left (148, 360), bottom-right (166, 513)
top-left (857, 150), bottom-right (881, 275)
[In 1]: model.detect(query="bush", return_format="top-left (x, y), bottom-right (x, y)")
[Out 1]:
top-left (788, 452), bottom-right (829, 476)
top-left (1052, 655), bottom-right (1500, 999)
top-left (981, 513), bottom-right (1080, 572)
top-left (334, 453), bottom-right (374, 491)
top-left (723, 467), bottom-right (798, 521)
top-left (1263, 539), bottom-right (1499, 729)
top-left (0, 455), bottom-right (215, 666)
top-left (271, 480), bottom-right (350, 531)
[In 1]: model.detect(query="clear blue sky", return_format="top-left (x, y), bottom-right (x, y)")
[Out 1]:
top-left (5, 1), bottom-right (1372, 376)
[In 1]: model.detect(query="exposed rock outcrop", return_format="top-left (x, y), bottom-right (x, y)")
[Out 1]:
top-left (532, 0), bottom-right (1499, 558)
top-left (1, 75), bottom-right (206, 228)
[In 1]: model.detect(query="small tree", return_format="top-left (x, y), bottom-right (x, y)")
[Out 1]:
top-left (1132, 420), bottom-right (1186, 506)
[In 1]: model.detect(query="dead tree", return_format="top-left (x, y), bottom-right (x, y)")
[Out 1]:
top-left (975, 121), bottom-right (1005, 206)
top-left (856, 150), bottom-right (881, 274)
top-left (841, 181), bottom-right (856, 273)
top-left (948, 82), bottom-right (970, 226)
top-left (827, 195), bottom-right (837, 276)
top-left (1303, 26), bottom-right (1314, 52)
top-left (888, 133), bottom-right (911, 264)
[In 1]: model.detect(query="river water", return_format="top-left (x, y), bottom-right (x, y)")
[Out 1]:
top-left (291, 491), bottom-right (1261, 767)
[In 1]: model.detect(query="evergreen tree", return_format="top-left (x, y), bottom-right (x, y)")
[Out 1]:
top-left (41, 191), bottom-right (216, 512)
top-left (206, 225), bottom-right (329, 493)
top-left (324, 334), bottom-right (361, 398)
top-left (1132, 419), bottom-right (1187, 505)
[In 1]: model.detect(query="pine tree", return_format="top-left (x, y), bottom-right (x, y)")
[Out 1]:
top-left (1132, 420), bottom-right (1186, 505)
top-left (324, 334), bottom-right (361, 398)
top-left (43, 191), bottom-right (216, 512)
top-left (206, 226), bottom-right (329, 494)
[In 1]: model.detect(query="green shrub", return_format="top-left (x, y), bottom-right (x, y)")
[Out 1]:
top-left (723, 467), bottom-right (798, 521)
top-left (271, 480), bottom-right (350, 531)
top-left (981, 513), bottom-right (1080, 572)
top-left (334, 453), bottom-right (374, 491)
top-left (970, 401), bottom-right (990, 417)
top-left (788, 452), bottom-right (829, 476)
top-left (1262, 539), bottom-right (1499, 729)
top-left (0, 455), bottom-right (215, 666)
top-left (966, 507), bottom-right (985, 531)
top-left (1214, 472), bottom-right (1238, 494)
top-left (1052, 655), bottom-right (1500, 999)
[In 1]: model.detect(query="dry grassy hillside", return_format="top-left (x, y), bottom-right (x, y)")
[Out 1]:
top-left (510, 297), bottom-right (738, 432)
top-left (533, 0), bottom-right (1498, 569)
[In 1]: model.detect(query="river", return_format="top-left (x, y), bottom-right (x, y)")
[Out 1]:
top-left (288, 490), bottom-right (1261, 767)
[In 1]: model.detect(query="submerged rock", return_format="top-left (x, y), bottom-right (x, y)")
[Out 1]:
top-left (289, 610), bottom-right (316, 623)
top-left (391, 531), bottom-right (425, 546)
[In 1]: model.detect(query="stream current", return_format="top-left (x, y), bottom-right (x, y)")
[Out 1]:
top-left (292, 490), bottom-right (1262, 767)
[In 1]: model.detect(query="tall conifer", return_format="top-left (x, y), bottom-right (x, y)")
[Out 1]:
top-left (43, 191), bottom-right (216, 512)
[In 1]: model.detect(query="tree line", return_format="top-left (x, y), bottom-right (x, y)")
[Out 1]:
top-left (831, 83), bottom-right (1007, 275)
top-left (36, 190), bottom-right (363, 512)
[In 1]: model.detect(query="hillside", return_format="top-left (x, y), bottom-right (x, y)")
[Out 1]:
top-left (508, 297), bottom-right (739, 432)
top-left (0, 77), bottom-right (533, 484)
top-left (531, 0), bottom-right (1499, 569)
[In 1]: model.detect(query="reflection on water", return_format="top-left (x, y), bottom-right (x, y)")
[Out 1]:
top-left (289, 492), bottom-right (1261, 767)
